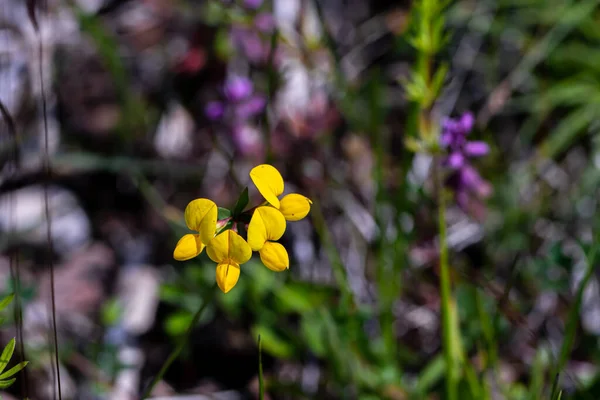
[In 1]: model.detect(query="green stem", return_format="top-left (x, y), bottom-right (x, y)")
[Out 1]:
top-left (435, 159), bottom-right (459, 400)
top-left (549, 241), bottom-right (598, 399)
top-left (141, 284), bottom-right (216, 399)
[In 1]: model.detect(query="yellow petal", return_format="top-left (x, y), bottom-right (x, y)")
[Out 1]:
top-left (206, 229), bottom-right (252, 264)
top-left (173, 234), bottom-right (205, 261)
top-left (279, 193), bottom-right (312, 221)
top-left (250, 164), bottom-right (284, 208)
top-left (259, 242), bottom-right (289, 272)
top-left (247, 206), bottom-right (286, 251)
top-left (215, 262), bottom-right (241, 293)
top-left (184, 198), bottom-right (218, 244)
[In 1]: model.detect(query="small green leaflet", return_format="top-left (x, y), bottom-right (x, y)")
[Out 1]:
top-left (0, 361), bottom-right (28, 380)
top-left (232, 187), bottom-right (249, 219)
top-left (0, 294), bottom-right (14, 312)
top-left (217, 207), bottom-right (231, 220)
top-left (0, 338), bottom-right (15, 375)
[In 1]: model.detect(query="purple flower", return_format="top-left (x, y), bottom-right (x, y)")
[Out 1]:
top-left (243, 0), bottom-right (263, 9)
top-left (235, 95), bottom-right (266, 119)
top-left (254, 13), bottom-right (275, 32)
top-left (464, 141), bottom-right (490, 156)
top-left (441, 112), bottom-right (492, 213)
top-left (441, 112), bottom-right (475, 149)
top-left (205, 76), bottom-right (268, 155)
top-left (447, 152), bottom-right (465, 168)
top-left (441, 112), bottom-right (488, 169)
top-left (205, 101), bottom-right (225, 120)
top-left (231, 27), bottom-right (268, 63)
top-left (232, 124), bottom-right (263, 156)
top-left (224, 76), bottom-right (253, 102)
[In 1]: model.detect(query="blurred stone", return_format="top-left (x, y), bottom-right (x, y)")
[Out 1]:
top-left (55, 45), bottom-right (121, 138)
top-left (154, 101), bottom-right (194, 159)
top-left (0, 185), bottom-right (91, 255)
top-left (112, 346), bottom-right (145, 400)
top-left (35, 362), bottom-right (76, 400)
top-left (35, 242), bottom-right (114, 326)
top-left (151, 392), bottom-right (242, 400)
top-left (117, 266), bottom-right (160, 335)
top-left (114, 1), bottom-right (167, 51)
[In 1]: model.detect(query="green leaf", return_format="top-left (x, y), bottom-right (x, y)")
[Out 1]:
top-left (0, 338), bottom-right (15, 375)
top-left (251, 324), bottom-right (294, 359)
top-left (217, 207), bottom-right (231, 220)
top-left (414, 355), bottom-right (444, 395)
top-left (215, 27), bottom-right (233, 61)
top-left (539, 104), bottom-right (597, 159)
top-left (164, 311), bottom-right (192, 337)
top-left (0, 378), bottom-right (16, 388)
top-left (232, 187), bottom-right (249, 218)
top-left (300, 313), bottom-right (326, 357)
top-left (236, 221), bottom-right (247, 238)
top-left (101, 298), bottom-right (121, 327)
top-left (0, 294), bottom-right (14, 312)
top-left (0, 361), bottom-right (28, 380)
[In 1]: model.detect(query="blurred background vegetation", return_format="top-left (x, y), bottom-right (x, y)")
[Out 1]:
top-left (1, 0), bottom-right (600, 399)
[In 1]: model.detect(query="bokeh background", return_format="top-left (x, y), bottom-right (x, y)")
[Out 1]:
top-left (1, 0), bottom-right (600, 399)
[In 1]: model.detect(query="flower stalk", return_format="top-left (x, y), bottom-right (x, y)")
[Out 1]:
top-left (435, 158), bottom-right (460, 400)
top-left (141, 284), bottom-right (217, 399)
top-left (405, 0), bottom-right (463, 398)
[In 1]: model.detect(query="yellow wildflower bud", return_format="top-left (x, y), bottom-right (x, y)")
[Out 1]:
top-left (207, 230), bottom-right (252, 293)
top-left (173, 234), bottom-right (205, 261)
top-left (250, 164), bottom-right (284, 208)
top-left (247, 206), bottom-right (286, 251)
top-left (184, 198), bottom-right (218, 244)
top-left (259, 241), bottom-right (289, 271)
top-left (279, 194), bottom-right (312, 221)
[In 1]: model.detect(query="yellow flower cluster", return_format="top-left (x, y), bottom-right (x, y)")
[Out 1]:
top-left (173, 164), bottom-right (312, 293)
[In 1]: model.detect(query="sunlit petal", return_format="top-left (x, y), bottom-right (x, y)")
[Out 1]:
top-left (206, 229), bottom-right (252, 264)
top-left (173, 234), bottom-right (204, 261)
top-left (184, 198), bottom-right (218, 244)
top-left (215, 262), bottom-right (241, 293)
top-left (250, 164), bottom-right (284, 208)
top-left (247, 206), bottom-right (286, 251)
top-left (259, 242), bottom-right (289, 272)
top-left (279, 193), bottom-right (312, 221)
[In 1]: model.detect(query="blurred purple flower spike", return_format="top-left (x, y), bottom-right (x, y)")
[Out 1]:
top-left (224, 76), bottom-right (253, 102)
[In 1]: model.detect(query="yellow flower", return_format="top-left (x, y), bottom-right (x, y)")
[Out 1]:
top-left (173, 198), bottom-right (218, 261)
top-left (247, 206), bottom-right (289, 271)
top-left (206, 230), bottom-right (252, 293)
top-left (250, 164), bottom-right (312, 221)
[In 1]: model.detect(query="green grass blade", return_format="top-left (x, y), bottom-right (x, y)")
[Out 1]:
top-left (258, 335), bottom-right (264, 400)
top-left (549, 240), bottom-right (599, 399)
